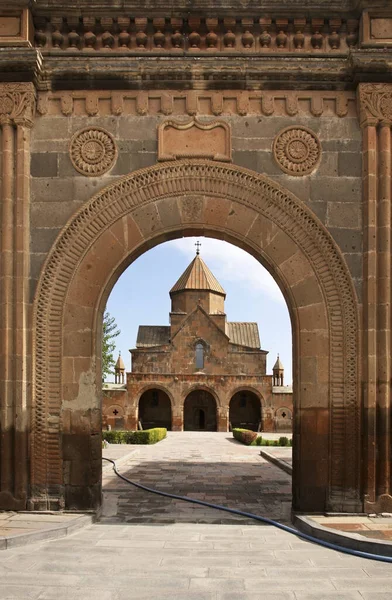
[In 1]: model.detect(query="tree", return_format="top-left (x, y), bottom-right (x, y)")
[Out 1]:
top-left (102, 310), bottom-right (121, 381)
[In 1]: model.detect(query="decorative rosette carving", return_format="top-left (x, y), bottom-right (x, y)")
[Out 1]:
top-left (70, 127), bottom-right (117, 176)
top-left (273, 126), bottom-right (321, 176)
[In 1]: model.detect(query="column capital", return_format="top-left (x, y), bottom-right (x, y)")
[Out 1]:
top-left (358, 83), bottom-right (392, 129)
top-left (0, 83), bottom-right (36, 128)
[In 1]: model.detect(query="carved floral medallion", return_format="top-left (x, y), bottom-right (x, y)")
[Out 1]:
top-left (70, 127), bottom-right (117, 176)
top-left (273, 126), bottom-right (321, 176)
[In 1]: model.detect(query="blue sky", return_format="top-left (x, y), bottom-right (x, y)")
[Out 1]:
top-left (106, 237), bottom-right (292, 383)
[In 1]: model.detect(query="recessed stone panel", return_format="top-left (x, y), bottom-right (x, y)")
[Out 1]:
top-left (158, 118), bottom-right (231, 162)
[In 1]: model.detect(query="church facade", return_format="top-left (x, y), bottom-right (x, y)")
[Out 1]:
top-left (103, 252), bottom-right (293, 433)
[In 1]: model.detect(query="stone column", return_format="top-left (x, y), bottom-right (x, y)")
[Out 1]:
top-left (0, 83), bottom-right (35, 510)
top-left (217, 407), bottom-right (228, 432)
top-left (172, 407), bottom-right (183, 431)
top-left (125, 384), bottom-right (138, 430)
top-left (359, 84), bottom-right (392, 512)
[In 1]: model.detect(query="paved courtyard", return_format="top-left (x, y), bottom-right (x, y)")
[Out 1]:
top-left (101, 432), bottom-right (292, 524)
top-left (1, 432), bottom-right (392, 599)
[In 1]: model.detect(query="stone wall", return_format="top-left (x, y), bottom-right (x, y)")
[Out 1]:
top-left (101, 372), bottom-right (292, 433)
top-left (30, 91), bottom-right (362, 304)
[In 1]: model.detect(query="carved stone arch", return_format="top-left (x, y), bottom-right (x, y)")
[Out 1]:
top-left (228, 385), bottom-right (265, 407)
top-left (183, 384), bottom-right (221, 408)
top-left (31, 159), bottom-right (360, 513)
top-left (136, 384), bottom-right (175, 409)
top-left (194, 338), bottom-right (209, 349)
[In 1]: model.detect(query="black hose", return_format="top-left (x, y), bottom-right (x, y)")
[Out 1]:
top-left (102, 457), bottom-right (392, 564)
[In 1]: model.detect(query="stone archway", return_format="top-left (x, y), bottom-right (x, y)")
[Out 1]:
top-left (184, 390), bottom-right (217, 431)
top-left (229, 391), bottom-right (262, 432)
top-left (138, 389), bottom-right (172, 431)
top-left (31, 160), bottom-right (360, 513)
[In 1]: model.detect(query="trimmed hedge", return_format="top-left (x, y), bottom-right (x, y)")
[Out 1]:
top-left (232, 428), bottom-right (258, 445)
top-left (233, 429), bottom-right (292, 447)
top-left (102, 428), bottom-right (167, 445)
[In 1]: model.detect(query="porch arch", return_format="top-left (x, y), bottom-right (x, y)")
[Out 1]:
top-left (229, 390), bottom-right (263, 432)
top-left (138, 388), bottom-right (172, 431)
top-left (182, 384), bottom-right (221, 409)
top-left (31, 160), bottom-right (360, 513)
top-left (136, 384), bottom-right (175, 410)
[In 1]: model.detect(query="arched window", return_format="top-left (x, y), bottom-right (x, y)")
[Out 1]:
top-left (195, 343), bottom-right (204, 369)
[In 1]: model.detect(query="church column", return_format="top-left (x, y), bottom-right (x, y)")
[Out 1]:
top-left (377, 120), bottom-right (391, 499)
top-left (172, 407), bottom-right (183, 431)
top-left (217, 406), bottom-right (228, 432)
top-left (359, 84), bottom-right (392, 511)
top-left (0, 84), bottom-right (35, 509)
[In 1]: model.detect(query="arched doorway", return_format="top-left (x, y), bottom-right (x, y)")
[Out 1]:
top-left (229, 391), bottom-right (261, 432)
top-left (184, 390), bottom-right (217, 431)
top-left (31, 160), bottom-right (360, 513)
top-left (138, 389), bottom-right (172, 430)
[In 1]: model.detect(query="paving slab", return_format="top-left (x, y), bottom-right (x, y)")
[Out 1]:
top-left (0, 432), bottom-right (391, 600)
top-left (101, 432), bottom-right (292, 525)
top-left (258, 439), bottom-right (392, 552)
top-left (0, 512), bottom-right (94, 549)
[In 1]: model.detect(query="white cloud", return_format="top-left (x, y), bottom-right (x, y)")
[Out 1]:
top-left (169, 237), bottom-right (285, 304)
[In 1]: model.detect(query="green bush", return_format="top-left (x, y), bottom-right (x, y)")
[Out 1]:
top-left (102, 430), bottom-right (127, 444)
top-left (278, 436), bottom-right (289, 446)
top-left (232, 428), bottom-right (258, 445)
top-left (233, 430), bottom-right (293, 447)
top-left (102, 428), bottom-right (167, 445)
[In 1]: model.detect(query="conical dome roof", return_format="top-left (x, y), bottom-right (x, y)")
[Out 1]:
top-left (170, 255), bottom-right (226, 296)
top-left (273, 355), bottom-right (284, 371)
top-left (115, 353), bottom-right (125, 370)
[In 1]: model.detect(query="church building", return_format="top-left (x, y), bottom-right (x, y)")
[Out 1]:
top-left (103, 249), bottom-right (293, 432)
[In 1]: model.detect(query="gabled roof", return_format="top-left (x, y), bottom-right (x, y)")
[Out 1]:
top-left (136, 325), bottom-right (170, 348)
top-left (170, 255), bottom-right (226, 296)
top-left (226, 322), bottom-right (260, 349)
top-left (171, 303), bottom-right (229, 344)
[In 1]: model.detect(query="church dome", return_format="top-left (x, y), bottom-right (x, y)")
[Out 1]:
top-left (170, 255), bottom-right (226, 297)
top-left (273, 355), bottom-right (284, 371)
top-left (115, 353), bottom-right (125, 370)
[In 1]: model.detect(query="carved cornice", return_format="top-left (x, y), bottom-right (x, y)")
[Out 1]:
top-left (35, 0), bottom-right (358, 9)
top-left (358, 83), bottom-right (392, 127)
top-left (0, 82), bottom-right (36, 126)
top-left (36, 90), bottom-right (357, 118)
top-left (30, 15), bottom-right (359, 55)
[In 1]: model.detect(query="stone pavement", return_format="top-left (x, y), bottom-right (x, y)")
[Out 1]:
top-left (101, 432), bottom-right (292, 524)
top-left (304, 514), bottom-right (392, 543)
top-left (0, 512), bottom-right (93, 550)
top-left (1, 518), bottom-right (392, 599)
top-left (1, 432), bottom-right (392, 599)
top-left (259, 447), bottom-right (293, 475)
